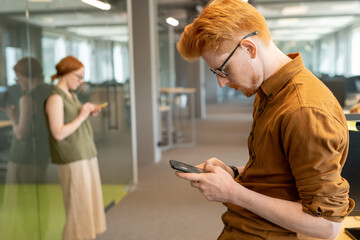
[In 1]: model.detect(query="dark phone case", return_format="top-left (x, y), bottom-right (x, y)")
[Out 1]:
top-left (345, 228), bottom-right (360, 240)
top-left (169, 160), bottom-right (203, 173)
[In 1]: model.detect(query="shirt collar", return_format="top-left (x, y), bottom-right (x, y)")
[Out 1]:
top-left (260, 53), bottom-right (304, 100)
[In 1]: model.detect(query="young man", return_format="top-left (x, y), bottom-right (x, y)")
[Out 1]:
top-left (175, 0), bottom-right (354, 239)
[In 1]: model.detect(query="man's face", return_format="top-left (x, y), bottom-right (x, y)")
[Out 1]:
top-left (202, 39), bottom-right (263, 98)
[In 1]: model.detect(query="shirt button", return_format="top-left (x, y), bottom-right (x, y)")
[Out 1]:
top-left (269, 93), bottom-right (273, 98)
top-left (258, 107), bottom-right (262, 112)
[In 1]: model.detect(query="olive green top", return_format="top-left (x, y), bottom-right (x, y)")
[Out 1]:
top-left (45, 86), bottom-right (97, 164)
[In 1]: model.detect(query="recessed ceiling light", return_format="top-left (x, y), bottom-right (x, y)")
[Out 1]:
top-left (166, 17), bottom-right (179, 27)
top-left (81, 0), bottom-right (111, 11)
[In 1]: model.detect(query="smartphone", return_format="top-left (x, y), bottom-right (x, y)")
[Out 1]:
top-left (169, 160), bottom-right (203, 173)
top-left (98, 102), bottom-right (108, 109)
top-left (345, 228), bottom-right (360, 240)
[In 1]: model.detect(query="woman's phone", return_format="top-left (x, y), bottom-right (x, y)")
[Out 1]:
top-left (98, 102), bottom-right (108, 109)
top-left (169, 160), bottom-right (203, 173)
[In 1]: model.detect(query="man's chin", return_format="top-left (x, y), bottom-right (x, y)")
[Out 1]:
top-left (229, 85), bottom-right (242, 93)
top-left (228, 85), bottom-right (255, 98)
top-left (242, 90), bottom-right (256, 98)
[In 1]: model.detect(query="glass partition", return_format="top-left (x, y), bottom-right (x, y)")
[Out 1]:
top-left (0, 0), bottom-right (134, 239)
top-left (159, 23), bottom-right (172, 89)
top-left (158, 23), bottom-right (196, 149)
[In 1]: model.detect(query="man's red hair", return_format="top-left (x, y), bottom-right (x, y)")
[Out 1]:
top-left (177, 0), bottom-right (271, 61)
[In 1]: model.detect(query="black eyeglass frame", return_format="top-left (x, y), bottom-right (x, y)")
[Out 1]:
top-left (210, 31), bottom-right (258, 78)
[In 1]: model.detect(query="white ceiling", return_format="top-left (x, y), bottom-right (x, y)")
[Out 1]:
top-left (1, 0), bottom-right (360, 42)
top-left (158, 0), bottom-right (360, 42)
top-left (258, 1), bottom-right (360, 41)
top-left (0, 0), bottom-right (90, 13)
top-left (0, 0), bottom-right (128, 41)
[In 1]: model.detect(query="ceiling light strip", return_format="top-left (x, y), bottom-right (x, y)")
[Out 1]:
top-left (27, 0), bottom-right (53, 2)
top-left (81, 0), bottom-right (111, 11)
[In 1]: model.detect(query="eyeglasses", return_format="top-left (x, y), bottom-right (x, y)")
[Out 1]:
top-left (210, 31), bottom-right (258, 78)
top-left (73, 72), bottom-right (84, 80)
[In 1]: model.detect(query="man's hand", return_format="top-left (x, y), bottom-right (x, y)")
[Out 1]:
top-left (175, 158), bottom-right (237, 203)
top-left (203, 158), bottom-right (240, 177)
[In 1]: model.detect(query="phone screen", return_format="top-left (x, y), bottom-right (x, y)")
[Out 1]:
top-left (169, 160), bottom-right (203, 173)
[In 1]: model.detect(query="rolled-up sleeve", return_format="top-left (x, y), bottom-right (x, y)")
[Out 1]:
top-left (283, 107), bottom-right (354, 222)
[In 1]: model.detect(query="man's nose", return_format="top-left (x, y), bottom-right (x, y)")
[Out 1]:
top-left (217, 76), bottom-right (230, 88)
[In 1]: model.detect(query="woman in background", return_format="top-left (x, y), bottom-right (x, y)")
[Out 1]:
top-left (1, 57), bottom-right (52, 239)
top-left (3, 57), bottom-right (51, 183)
top-left (45, 55), bottom-right (106, 240)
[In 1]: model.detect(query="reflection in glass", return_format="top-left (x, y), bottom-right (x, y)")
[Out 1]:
top-left (1, 57), bottom-right (52, 239)
top-left (5, 57), bottom-right (51, 183)
top-left (0, 0), bottom-right (134, 239)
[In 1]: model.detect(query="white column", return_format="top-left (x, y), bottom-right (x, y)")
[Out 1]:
top-left (129, 0), bottom-right (161, 165)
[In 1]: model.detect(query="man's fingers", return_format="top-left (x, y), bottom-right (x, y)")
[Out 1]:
top-left (204, 164), bottom-right (220, 173)
top-left (190, 180), bottom-right (200, 188)
top-left (195, 163), bottom-right (205, 169)
top-left (175, 171), bottom-right (202, 181)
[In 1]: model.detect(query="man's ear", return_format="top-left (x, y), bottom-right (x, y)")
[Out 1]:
top-left (241, 39), bottom-right (256, 59)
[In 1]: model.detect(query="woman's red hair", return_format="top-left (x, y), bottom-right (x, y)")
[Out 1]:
top-left (177, 0), bottom-right (272, 61)
top-left (51, 56), bottom-right (84, 82)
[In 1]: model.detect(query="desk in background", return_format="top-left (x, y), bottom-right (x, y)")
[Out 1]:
top-left (0, 120), bottom-right (11, 129)
top-left (159, 87), bottom-right (196, 150)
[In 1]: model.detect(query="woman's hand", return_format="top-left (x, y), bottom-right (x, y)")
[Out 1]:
top-left (79, 103), bottom-right (96, 120)
top-left (3, 96), bottom-right (32, 140)
top-left (90, 105), bottom-right (102, 117)
top-left (3, 105), bottom-right (16, 122)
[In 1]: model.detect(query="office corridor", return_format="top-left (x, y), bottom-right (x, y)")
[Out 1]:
top-left (98, 100), bottom-right (254, 240)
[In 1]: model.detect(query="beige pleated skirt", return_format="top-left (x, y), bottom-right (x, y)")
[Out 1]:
top-left (57, 157), bottom-right (107, 240)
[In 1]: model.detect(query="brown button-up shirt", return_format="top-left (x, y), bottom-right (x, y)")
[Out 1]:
top-left (219, 53), bottom-right (354, 240)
